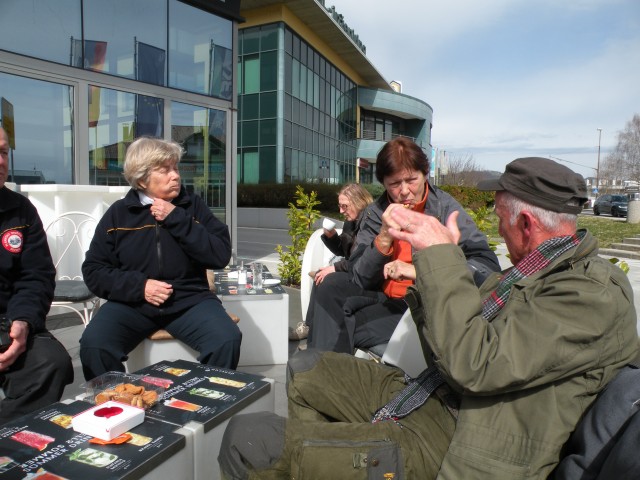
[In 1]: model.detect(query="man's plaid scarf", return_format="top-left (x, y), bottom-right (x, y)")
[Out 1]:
top-left (371, 232), bottom-right (584, 425)
top-left (481, 231), bottom-right (584, 320)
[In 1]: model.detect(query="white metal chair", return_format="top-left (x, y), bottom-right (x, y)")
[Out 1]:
top-left (354, 310), bottom-right (428, 377)
top-left (45, 211), bottom-right (100, 326)
top-left (300, 228), bottom-right (342, 320)
top-left (380, 309), bottom-right (428, 378)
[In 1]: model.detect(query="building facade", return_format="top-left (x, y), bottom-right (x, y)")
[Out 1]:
top-left (238, 0), bottom-right (433, 185)
top-left (0, 0), bottom-right (241, 224)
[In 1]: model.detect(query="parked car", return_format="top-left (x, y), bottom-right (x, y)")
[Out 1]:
top-left (593, 194), bottom-right (628, 217)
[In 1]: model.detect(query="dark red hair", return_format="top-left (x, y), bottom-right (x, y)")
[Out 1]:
top-left (375, 137), bottom-right (429, 183)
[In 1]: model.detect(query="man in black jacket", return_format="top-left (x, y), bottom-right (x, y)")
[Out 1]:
top-left (0, 127), bottom-right (73, 424)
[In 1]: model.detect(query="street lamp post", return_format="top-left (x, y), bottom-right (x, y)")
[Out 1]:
top-left (596, 128), bottom-right (602, 198)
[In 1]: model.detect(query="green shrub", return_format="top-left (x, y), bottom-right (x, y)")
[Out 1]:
top-left (439, 185), bottom-right (495, 210)
top-left (237, 183), bottom-right (495, 212)
top-left (362, 183), bottom-right (385, 199)
top-left (238, 183), bottom-right (338, 210)
top-left (275, 186), bottom-right (322, 286)
top-left (237, 182), bottom-right (388, 216)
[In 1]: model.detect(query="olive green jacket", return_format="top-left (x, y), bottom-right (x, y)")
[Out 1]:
top-left (405, 231), bottom-right (638, 479)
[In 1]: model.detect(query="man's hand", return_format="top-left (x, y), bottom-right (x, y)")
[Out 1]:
top-left (388, 208), bottom-right (461, 251)
top-left (144, 279), bottom-right (174, 306)
top-left (0, 320), bottom-right (29, 372)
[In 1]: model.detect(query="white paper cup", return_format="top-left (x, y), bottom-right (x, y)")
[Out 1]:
top-left (323, 218), bottom-right (336, 230)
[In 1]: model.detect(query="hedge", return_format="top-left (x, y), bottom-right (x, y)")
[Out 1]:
top-left (237, 183), bottom-right (495, 215)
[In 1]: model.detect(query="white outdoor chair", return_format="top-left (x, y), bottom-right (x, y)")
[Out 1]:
top-left (380, 309), bottom-right (428, 378)
top-left (300, 227), bottom-right (342, 320)
top-left (45, 211), bottom-right (100, 326)
top-left (354, 309), bottom-right (428, 378)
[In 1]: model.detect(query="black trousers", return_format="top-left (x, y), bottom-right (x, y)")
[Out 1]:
top-left (0, 331), bottom-right (73, 425)
top-left (80, 299), bottom-right (242, 381)
top-left (306, 272), bottom-right (407, 354)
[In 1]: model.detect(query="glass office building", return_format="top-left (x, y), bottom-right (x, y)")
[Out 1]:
top-left (238, 0), bottom-right (433, 185)
top-left (238, 24), bottom-right (357, 184)
top-left (0, 0), bottom-right (241, 222)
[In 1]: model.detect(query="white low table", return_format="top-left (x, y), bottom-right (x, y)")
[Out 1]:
top-left (177, 376), bottom-right (275, 480)
top-left (220, 291), bottom-right (289, 366)
top-left (135, 360), bottom-right (276, 480)
top-left (214, 266), bottom-right (289, 366)
top-left (9, 399), bottom-right (191, 480)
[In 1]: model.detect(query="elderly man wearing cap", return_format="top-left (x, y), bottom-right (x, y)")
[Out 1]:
top-left (218, 158), bottom-right (638, 480)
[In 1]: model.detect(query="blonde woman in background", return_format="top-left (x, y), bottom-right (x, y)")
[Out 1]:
top-left (314, 183), bottom-right (374, 283)
top-left (290, 184), bottom-right (373, 341)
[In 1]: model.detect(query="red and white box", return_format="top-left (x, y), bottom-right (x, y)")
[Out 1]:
top-left (72, 401), bottom-right (145, 441)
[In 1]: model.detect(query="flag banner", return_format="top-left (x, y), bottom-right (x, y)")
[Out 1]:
top-left (135, 95), bottom-right (164, 138)
top-left (84, 40), bottom-right (107, 71)
top-left (88, 85), bottom-right (102, 128)
top-left (70, 37), bottom-right (83, 68)
top-left (85, 40), bottom-right (107, 128)
top-left (136, 41), bottom-right (166, 86)
top-left (209, 44), bottom-right (233, 100)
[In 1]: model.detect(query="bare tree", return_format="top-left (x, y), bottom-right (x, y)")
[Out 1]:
top-left (603, 114), bottom-right (640, 186)
top-left (441, 153), bottom-right (483, 186)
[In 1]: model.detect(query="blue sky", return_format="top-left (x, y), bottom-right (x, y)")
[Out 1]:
top-left (334, 0), bottom-right (640, 178)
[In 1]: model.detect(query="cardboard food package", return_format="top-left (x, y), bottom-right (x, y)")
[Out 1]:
top-left (72, 401), bottom-right (145, 441)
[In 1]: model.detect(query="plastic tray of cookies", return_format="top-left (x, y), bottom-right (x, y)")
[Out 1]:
top-left (81, 372), bottom-right (166, 410)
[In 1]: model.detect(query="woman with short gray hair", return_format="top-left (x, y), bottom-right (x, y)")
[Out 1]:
top-left (79, 137), bottom-right (241, 380)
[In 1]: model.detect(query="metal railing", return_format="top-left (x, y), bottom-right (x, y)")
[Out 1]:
top-left (359, 130), bottom-right (417, 144)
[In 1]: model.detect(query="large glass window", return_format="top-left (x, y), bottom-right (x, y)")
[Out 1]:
top-left (242, 56), bottom-right (260, 94)
top-left (0, 72), bottom-right (74, 184)
top-left (172, 102), bottom-right (228, 221)
top-left (0, 0), bottom-right (234, 230)
top-left (260, 51), bottom-right (278, 91)
top-left (88, 87), bottom-right (163, 185)
top-left (82, 0), bottom-right (166, 86)
top-left (0, 0), bottom-right (81, 66)
top-left (239, 149), bottom-right (259, 184)
top-left (169, 0), bottom-right (233, 99)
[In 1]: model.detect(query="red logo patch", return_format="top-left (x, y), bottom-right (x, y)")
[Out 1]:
top-left (2, 230), bottom-right (23, 254)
